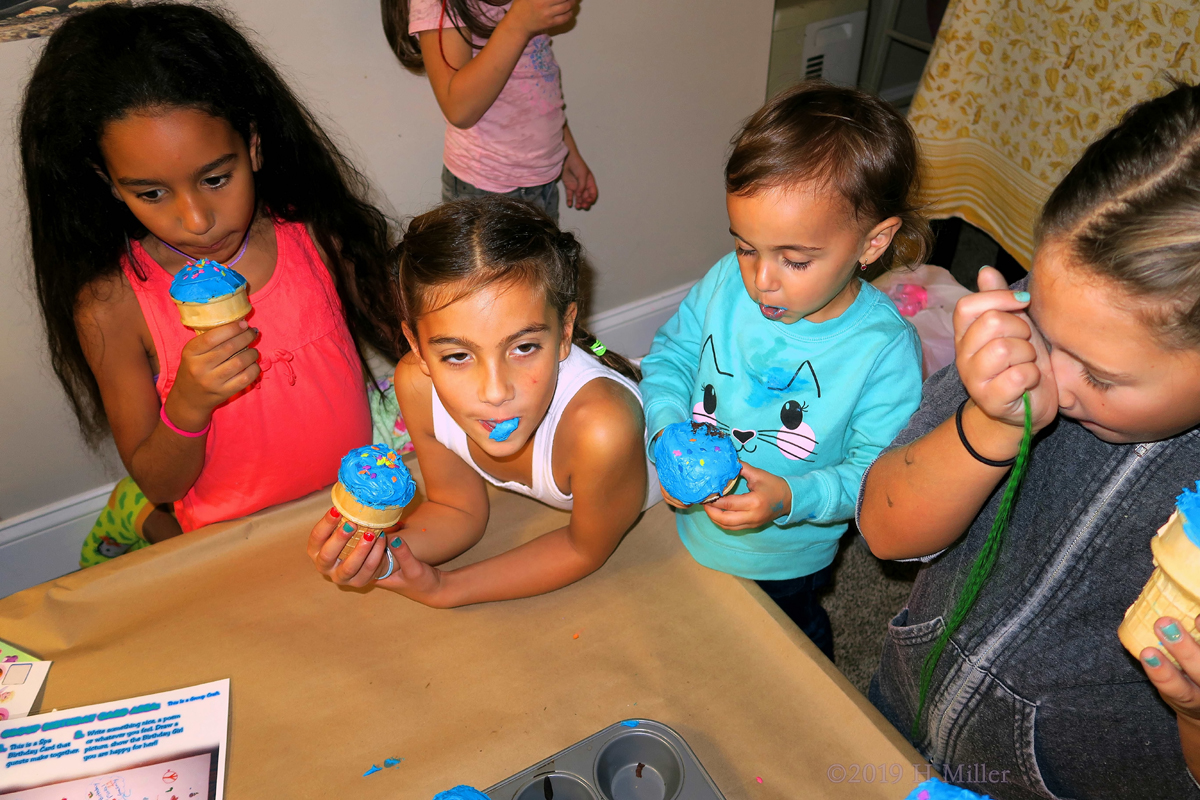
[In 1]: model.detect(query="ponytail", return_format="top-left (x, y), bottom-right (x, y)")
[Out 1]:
top-left (572, 324), bottom-right (642, 383)
top-left (380, 0), bottom-right (507, 73)
top-left (380, 0), bottom-right (424, 71)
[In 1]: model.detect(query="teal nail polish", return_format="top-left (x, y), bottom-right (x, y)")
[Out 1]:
top-left (1013, 291), bottom-right (1030, 303)
top-left (978, 265), bottom-right (992, 272)
top-left (1145, 653), bottom-right (1163, 667)
top-left (1162, 622), bottom-right (1183, 642)
top-left (389, 537), bottom-right (403, 548)
top-left (342, 522), bottom-right (355, 533)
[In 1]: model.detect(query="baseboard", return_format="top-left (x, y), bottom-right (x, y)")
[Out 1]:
top-left (0, 482), bottom-right (114, 598)
top-left (587, 280), bottom-right (695, 359)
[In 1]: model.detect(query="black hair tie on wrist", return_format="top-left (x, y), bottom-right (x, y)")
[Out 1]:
top-left (955, 398), bottom-right (1017, 467)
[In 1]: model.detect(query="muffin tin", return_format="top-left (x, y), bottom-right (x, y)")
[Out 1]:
top-left (484, 719), bottom-right (726, 800)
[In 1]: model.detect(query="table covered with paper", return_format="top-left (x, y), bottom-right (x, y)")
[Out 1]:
top-left (0, 461), bottom-right (926, 799)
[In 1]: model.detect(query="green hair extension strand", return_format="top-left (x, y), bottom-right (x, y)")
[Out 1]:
top-left (911, 392), bottom-right (1034, 742)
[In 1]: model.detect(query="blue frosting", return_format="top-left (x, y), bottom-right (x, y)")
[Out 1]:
top-left (1177, 481), bottom-right (1200, 546)
top-left (904, 779), bottom-right (991, 799)
top-left (169, 259), bottom-right (248, 303)
top-left (337, 444), bottom-right (416, 509)
top-left (433, 787), bottom-right (489, 800)
top-left (489, 417), bottom-right (520, 442)
top-left (653, 421), bottom-right (741, 505)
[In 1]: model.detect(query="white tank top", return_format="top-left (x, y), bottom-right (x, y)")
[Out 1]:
top-left (431, 345), bottom-right (661, 511)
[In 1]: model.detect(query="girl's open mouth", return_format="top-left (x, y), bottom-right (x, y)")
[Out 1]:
top-left (759, 304), bottom-right (787, 320)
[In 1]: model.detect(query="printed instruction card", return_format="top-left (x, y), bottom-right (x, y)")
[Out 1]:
top-left (0, 641), bottom-right (51, 722)
top-left (0, 679), bottom-right (229, 800)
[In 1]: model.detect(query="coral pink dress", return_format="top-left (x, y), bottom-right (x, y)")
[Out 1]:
top-left (122, 219), bottom-right (371, 532)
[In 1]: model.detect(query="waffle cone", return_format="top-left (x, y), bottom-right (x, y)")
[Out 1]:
top-left (174, 284), bottom-right (252, 333)
top-left (663, 475), bottom-right (740, 509)
top-left (1119, 511), bottom-right (1200, 666)
top-left (331, 482), bottom-right (402, 561)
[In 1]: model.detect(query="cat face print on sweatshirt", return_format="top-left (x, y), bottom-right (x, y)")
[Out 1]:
top-left (690, 335), bottom-right (820, 463)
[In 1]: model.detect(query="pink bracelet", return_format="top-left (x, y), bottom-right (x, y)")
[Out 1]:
top-left (160, 405), bottom-right (211, 438)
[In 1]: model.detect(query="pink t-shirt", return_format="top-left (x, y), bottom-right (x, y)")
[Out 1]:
top-left (122, 219), bottom-right (371, 532)
top-left (410, 0), bottom-right (568, 192)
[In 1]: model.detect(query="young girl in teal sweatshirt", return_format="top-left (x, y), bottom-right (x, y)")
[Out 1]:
top-left (640, 82), bottom-right (931, 659)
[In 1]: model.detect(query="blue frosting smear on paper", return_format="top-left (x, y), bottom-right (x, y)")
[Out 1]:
top-left (169, 259), bottom-right (247, 302)
top-left (653, 421), bottom-right (740, 505)
top-left (337, 444), bottom-right (416, 509)
top-left (904, 778), bottom-right (992, 799)
top-left (1177, 481), bottom-right (1200, 546)
top-left (489, 417), bottom-right (520, 442)
top-left (433, 787), bottom-right (490, 800)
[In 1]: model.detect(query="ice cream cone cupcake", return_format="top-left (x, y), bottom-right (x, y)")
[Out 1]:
top-left (654, 421), bottom-right (741, 508)
top-left (331, 444), bottom-right (416, 560)
top-left (169, 259), bottom-right (253, 333)
top-left (1119, 482), bottom-right (1200, 666)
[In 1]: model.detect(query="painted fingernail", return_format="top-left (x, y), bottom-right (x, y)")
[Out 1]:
top-left (978, 265), bottom-right (992, 272)
top-left (389, 537), bottom-right (403, 548)
top-left (1163, 622), bottom-right (1183, 642)
top-left (1013, 291), bottom-right (1031, 303)
top-left (342, 522), bottom-right (355, 534)
top-left (330, 506), bottom-right (341, 519)
top-left (1145, 653), bottom-right (1162, 667)
top-left (362, 531), bottom-right (375, 543)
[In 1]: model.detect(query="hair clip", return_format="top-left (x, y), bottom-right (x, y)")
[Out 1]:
top-left (590, 340), bottom-right (607, 357)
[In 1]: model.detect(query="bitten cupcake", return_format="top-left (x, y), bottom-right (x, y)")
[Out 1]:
top-left (169, 259), bottom-right (252, 332)
top-left (331, 444), bottom-right (416, 560)
top-left (653, 421), bottom-right (741, 507)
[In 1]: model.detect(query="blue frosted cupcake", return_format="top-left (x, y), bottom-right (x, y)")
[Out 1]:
top-left (169, 259), bottom-right (251, 332)
top-left (331, 444), bottom-right (416, 559)
top-left (653, 421), bottom-right (741, 506)
top-left (432, 788), bottom-right (489, 800)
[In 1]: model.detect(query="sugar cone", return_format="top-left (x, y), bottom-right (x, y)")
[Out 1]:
top-left (1119, 510), bottom-right (1200, 666)
top-left (174, 284), bottom-right (252, 333)
top-left (662, 475), bottom-right (739, 510)
top-left (331, 482), bottom-right (402, 561)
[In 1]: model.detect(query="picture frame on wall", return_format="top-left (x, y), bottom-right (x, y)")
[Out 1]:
top-left (0, 0), bottom-right (127, 43)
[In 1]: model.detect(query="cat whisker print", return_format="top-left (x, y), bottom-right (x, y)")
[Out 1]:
top-left (756, 430), bottom-right (818, 461)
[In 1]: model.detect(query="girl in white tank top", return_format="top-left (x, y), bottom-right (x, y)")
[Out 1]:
top-left (430, 344), bottom-right (660, 511)
top-left (309, 197), bottom-right (660, 608)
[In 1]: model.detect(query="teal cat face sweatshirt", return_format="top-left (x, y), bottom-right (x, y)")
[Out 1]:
top-left (640, 252), bottom-right (923, 580)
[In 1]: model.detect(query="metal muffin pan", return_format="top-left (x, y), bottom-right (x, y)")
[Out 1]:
top-left (484, 719), bottom-right (726, 800)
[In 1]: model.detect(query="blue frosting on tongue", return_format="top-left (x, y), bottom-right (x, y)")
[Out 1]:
top-left (1177, 481), bottom-right (1200, 547)
top-left (337, 444), bottom-right (416, 509)
top-left (432, 787), bottom-right (489, 800)
top-left (489, 417), bottom-right (520, 442)
top-left (169, 259), bottom-right (248, 302)
top-left (653, 421), bottom-right (741, 505)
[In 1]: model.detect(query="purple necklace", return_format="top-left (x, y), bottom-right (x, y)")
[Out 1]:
top-left (158, 227), bottom-right (250, 268)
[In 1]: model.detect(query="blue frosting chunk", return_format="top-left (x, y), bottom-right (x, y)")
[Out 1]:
top-left (1177, 481), bottom-right (1200, 546)
top-left (653, 421), bottom-right (741, 505)
top-left (904, 778), bottom-right (992, 799)
top-left (489, 417), bottom-right (520, 442)
top-left (432, 787), bottom-right (490, 800)
top-left (169, 259), bottom-right (248, 303)
top-left (337, 444), bottom-right (416, 509)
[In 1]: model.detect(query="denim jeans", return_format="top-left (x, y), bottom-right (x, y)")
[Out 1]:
top-left (441, 166), bottom-right (559, 223)
top-left (756, 562), bottom-right (835, 662)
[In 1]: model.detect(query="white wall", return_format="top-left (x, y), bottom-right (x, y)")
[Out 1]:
top-left (0, 0), bottom-right (774, 522)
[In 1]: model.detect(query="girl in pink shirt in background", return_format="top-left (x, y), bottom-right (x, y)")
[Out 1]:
top-left (383, 0), bottom-right (597, 221)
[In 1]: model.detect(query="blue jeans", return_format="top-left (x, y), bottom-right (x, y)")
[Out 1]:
top-left (756, 563), bottom-right (835, 662)
top-left (441, 166), bottom-right (559, 223)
